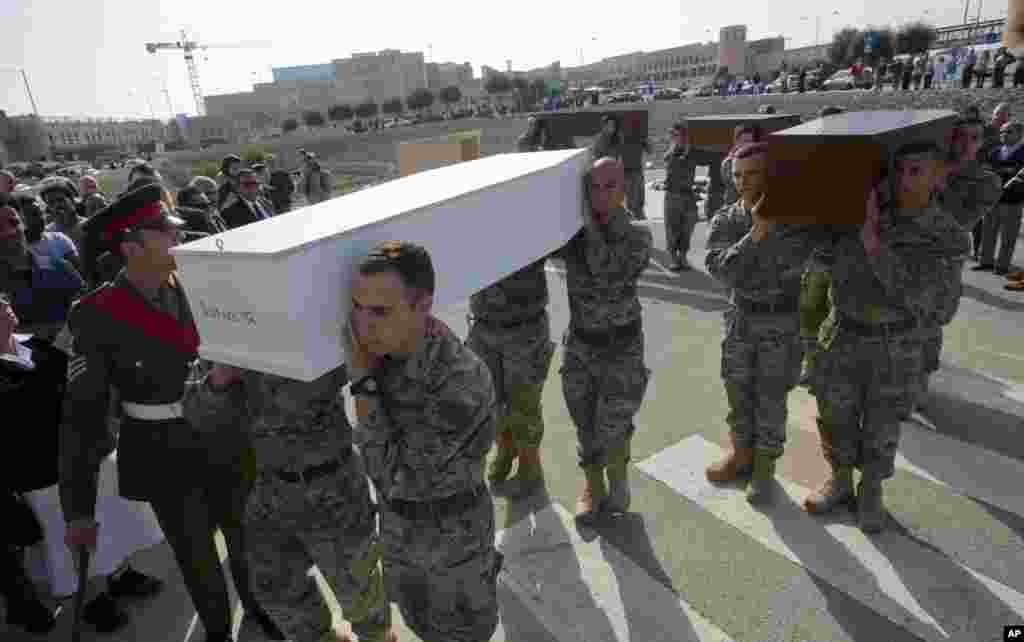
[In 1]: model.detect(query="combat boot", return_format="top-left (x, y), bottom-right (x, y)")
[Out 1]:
top-left (802, 465), bottom-right (855, 514)
top-left (857, 478), bottom-right (887, 534)
top-left (575, 465), bottom-right (607, 525)
top-left (505, 446), bottom-right (545, 498)
top-left (745, 449), bottom-right (777, 505)
top-left (487, 431), bottom-right (517, 484)
top-left (705, 434), bottom-right (753, 483)
top-left (604, 442), bottom-right (632, 514)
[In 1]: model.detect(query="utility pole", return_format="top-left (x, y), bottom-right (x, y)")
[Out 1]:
top-left (20, 69), bottom-right (40, 117)
top-left (963, 0), bottom-right (971, 24)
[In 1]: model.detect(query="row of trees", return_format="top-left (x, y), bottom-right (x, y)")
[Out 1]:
top-left (281, 85), bottom-right (466, 132)
top-left (828, 22), bottom-right (937, 68)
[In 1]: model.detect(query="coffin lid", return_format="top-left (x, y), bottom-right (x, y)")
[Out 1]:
top-left (685, 113), bottom-right (801, 125)
top-left (767, 109), bottom-right (957, 143)
top-left (171, 148), bottom-right (585, 258)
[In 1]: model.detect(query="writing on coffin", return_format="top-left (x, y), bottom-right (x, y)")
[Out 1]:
top-left (198, 301), bottom-right (257, 327)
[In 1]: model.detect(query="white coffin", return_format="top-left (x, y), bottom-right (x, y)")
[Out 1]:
top-left (171, 148), bottom-right (590, 381)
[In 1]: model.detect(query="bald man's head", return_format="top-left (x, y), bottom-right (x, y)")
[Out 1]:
top-left (588, 157), bottom-right (625, 224)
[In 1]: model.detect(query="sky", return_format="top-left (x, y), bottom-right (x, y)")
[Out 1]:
top-left (0, 0), bottom-right (997, 120)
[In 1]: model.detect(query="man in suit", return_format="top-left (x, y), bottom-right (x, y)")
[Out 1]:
top-left (221, 169), bottom-right (276, 230)
top-left (976, 120), bottom-right (1024, 274)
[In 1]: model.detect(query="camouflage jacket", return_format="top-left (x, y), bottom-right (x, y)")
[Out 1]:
top-left (827, 204), bottom-right (969, 327)
top-left (664, 144), bottom-right (699, 195)
top-left (938, 160), bottom-right (1002, 230)
top-left (469, 259), bottom-right (548, 324)
top-left (554, 207), bottom-right (652, 331)
top-left (591, 132), bottom-right (623, 161)
top-left (353, 327), bottom-right (496, 503)
top-left (705, 201), bottom-right (819, 305)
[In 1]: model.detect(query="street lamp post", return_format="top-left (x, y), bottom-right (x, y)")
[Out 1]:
top-left (1, 67), bottom-right (40, 117)
top-left (801, 10), bottom-right (840, 47)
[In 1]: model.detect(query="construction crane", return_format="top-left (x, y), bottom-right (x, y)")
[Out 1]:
top-left (145, 29), bottom-right (270, 116)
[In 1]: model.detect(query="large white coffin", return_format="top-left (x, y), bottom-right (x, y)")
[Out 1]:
top-left (171, 148), bottom-right (590, 381)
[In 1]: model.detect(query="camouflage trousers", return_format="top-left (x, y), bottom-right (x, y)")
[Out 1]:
top-left (624, 169), bottom-right (646, 219)
top-left (799, 269), bottom-right (832, 340)
top-left (663, 192), bottom-right (698, 258)
top-left (245, 449), bottom-right (389, 642)
top-left (910, 325), bottom-right (943, 407)
top-left (560, 329), bottom-right (649, 467)
top-left (466, 314), bottom-right (555, 450)
top-left (814, 324), bottom-right (921, 480)
top-left (380, 491), bottom-right (501, 642)
top-left (720, 310), bottom-right (803, 455)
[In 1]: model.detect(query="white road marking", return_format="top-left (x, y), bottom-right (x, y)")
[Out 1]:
top-left (496, 503), bottom-right (736, 642)
top-left (637, 435), bottom-right (1024, 642)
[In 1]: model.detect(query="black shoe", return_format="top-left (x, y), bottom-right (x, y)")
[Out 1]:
top-left (6, 598), bottom-right (61, 634)
top-left (83, 592), bottom-right (130, 633)
top-left (995, 267), bottom-right (1009, 276)
top-left (971, 263), bottom-right (995, 271)
top-left (108, 566), bottom-right (164, 599)
top-left (243, 602), bottom-right (286, 640)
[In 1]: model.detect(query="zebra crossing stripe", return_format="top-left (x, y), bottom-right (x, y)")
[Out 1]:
top-left (496, 503), bottom-right (736, 642)
top-left (636, 435), bottom-right (1024, 642)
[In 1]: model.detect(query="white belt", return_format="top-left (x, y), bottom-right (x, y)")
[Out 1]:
top-left (122, 401), bottom-right (185, 421)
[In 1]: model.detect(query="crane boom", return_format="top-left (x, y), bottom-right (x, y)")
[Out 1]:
top-left (144, 29), bottom-right (270, 116)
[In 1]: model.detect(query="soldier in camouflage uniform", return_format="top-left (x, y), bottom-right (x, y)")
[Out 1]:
top-left (803, 141), bottom-right (970, 533)
top-left (912, 117), bottom-right (1002, 410)
top-left (662, 121), bottom-right (701, 271)
top-left (704, 143), bottom-right (816, 504)
top-left (187, 365), bottom-right (393, 642)
top-left (720, 124), bottom-right (763, 208)
top-left (799, 107), bottom-right (847, 387)
top-left (467, 258), bottom-right (554, 497)
top-left (347, 242), bottom-right (501, 642)
top-left (553, 157), bottom-right (652, 523)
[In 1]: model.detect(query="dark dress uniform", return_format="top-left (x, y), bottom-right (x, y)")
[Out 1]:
top-left (60, 185), bottom-right (237, 641)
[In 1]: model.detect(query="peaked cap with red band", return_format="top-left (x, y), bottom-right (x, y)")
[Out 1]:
top-left (82, 183), bottom-right (183, 244)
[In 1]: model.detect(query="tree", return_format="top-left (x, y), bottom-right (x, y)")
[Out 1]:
top-left (829, 27), bottom-right (863, 67)
top-left (851, 27), bottom-right (895, 65)
top-left (282, 118), bottom-right (299, 133)
top-left (303, 110), bottom-right (325, 127)
top-left (328, 104), bottom-right (353, 122)
top-left (355, 100), bottom-right (378, 119)
top-left (439, 85), bottom-right (462, 108)
top-left (484, 73), bottom-right (512, 96)
top-left (382, 97), bottom-right (404, 116)
top-left (406, 88), bottom-right (435, 112)
top-left (896, 21), bottom-right (936, 56)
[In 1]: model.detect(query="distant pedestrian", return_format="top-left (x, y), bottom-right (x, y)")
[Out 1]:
top-left (963, 48), bottom-right (977, 88)
top-left (976, 50), bottom-right (990, 89)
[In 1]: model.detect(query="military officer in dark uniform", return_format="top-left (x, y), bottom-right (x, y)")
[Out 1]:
top-left (60, 183), bottom-right (282, 642)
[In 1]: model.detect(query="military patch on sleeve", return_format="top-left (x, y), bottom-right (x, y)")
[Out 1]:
top-left (67, 355), bottom-right (87, 383)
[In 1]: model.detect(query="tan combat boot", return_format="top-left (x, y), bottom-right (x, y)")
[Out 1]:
top-left (803, 464), bottom-right (855, 514)
top-left (575, 465), bottom-right (607, 524)
top-left (857, 478), bottom-right (887, 534)
top-left (705, 434), bottom-right (754, 483)
top-left (487, 431), bottom-right (517, 483)
top-left (505, 446), bottom-right (545, 498)
top-left (604, 442), bottom-right (632, 514)
top-left (745, 449), bottom-right (777, 505)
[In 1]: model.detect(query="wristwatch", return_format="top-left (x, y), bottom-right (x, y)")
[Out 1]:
top-left (350, 374), bottom-right (381, 396)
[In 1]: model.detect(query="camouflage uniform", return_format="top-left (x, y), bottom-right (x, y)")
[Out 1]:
top-left (704, 153), bottom-right (727, 217)
top-left (705, 203), bottom-right (815, 459)
top-left (815, 207), bottom-right (968, 485)
top-left (721, 156), bottom-right (738, 206)
top-left (466, 260), bottom-right (554, 486)
top-left (189, 366), bottom-right (389, 641)
top-left (556, 207), bottom-right (652, 467)
top-left (799, 249), bottom-right (833, 389)
top-left (908, 162), bottom-right (1002, 404)
top-left (663, 143), bottom-right (700, 266)
top-left (354, 327), bottom-right (500, 642)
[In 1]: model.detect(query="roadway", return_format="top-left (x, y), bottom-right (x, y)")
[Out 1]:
top-left (10, 184), bottom-right (1024, 641)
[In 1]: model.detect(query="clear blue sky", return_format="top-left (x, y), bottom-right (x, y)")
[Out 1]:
top-left (0, 0), bottom-right (991, 120)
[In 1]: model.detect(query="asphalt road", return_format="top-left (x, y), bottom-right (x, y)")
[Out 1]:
top-left (8, 183), bottom-right (1024, 642)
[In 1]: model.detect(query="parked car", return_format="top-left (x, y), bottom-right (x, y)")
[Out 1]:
top-left (822, 70), bottom-right (858, 91)
top-left (654, 87), bottom-right (684, 100)
top-left (765, 76), bottom-right (787, 93)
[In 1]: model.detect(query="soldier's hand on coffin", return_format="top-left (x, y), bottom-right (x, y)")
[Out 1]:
top-left (65, 519), bottom-right (99, 552)
top-left (425, 315), bottom-right (450, 337)
top-left (750, 194), bottom-right (774, 242)
top-left (207, 363), bottom-right (243, 388)
top-left (861, 188), bottom-right (882, 256)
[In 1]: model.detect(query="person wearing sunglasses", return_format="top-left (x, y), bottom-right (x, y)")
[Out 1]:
top-left (221, 169), bottom-right (276, 230)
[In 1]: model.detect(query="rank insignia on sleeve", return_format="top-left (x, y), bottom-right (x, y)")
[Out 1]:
top-left (68, 355), bottom-right (87, 383)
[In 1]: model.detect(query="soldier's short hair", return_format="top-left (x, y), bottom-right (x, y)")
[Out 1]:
top-left (670, 121), bottom-right (687, 133)
top-left (358, 241), bottom-right (436, 300)
top-left (733, 142), bottom-right (770, 160)
top-left (894, 141), bottom-right (942, 160)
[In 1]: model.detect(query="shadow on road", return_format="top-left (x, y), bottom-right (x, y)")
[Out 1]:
top-left (961, 282), bottom-right (1024, 312)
